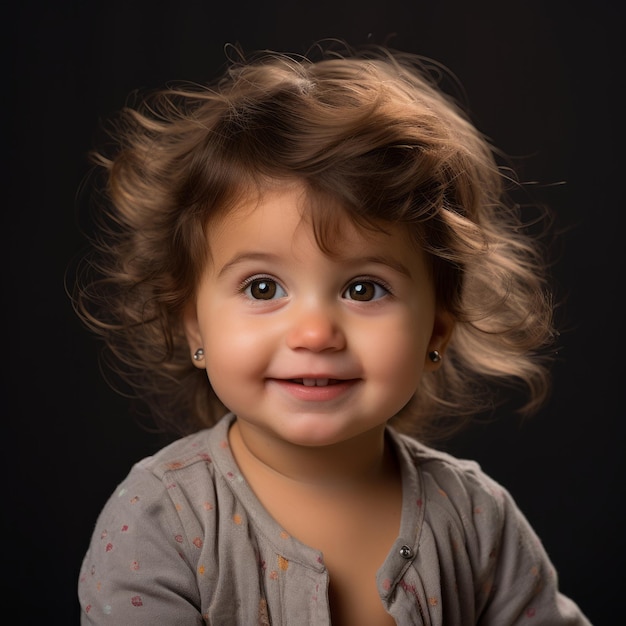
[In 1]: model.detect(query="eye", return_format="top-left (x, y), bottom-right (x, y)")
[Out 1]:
top-left (343, 280), bottom-right (389, 302)
top-left (243, 277), bottom-right (287, 300)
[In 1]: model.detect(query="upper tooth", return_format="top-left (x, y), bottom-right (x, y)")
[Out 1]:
top-left (302, 378), bottom-right (329, 387)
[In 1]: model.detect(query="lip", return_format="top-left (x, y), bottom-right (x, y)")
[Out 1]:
top-left (267, 378), bottom-right (361, 402)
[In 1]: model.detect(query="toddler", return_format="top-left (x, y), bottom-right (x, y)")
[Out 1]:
top-left (74, 42), bottom-right (592, 625)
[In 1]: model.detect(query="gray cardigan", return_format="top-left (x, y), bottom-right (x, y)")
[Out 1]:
top-left (78, 413), bottom-right (591, 625)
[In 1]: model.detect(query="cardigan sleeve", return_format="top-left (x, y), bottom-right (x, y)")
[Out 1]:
top-left (78, 463), bottom-right (205, 625)
top-left (474, 476), bottom-right (592, 626)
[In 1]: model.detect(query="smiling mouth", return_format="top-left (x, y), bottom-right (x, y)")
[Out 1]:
top-left (270, 377), bottom-right (360, 401)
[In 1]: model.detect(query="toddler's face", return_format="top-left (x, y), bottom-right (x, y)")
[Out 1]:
top-left (185, 181), bottom-right (450, 448)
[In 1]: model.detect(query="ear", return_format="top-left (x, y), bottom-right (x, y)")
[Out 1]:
top-left (183, 302), bottom-right (206, 368)
top-left (425, 308), bottom-right (455, 371)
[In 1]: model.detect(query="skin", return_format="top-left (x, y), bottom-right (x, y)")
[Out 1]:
top-left (184, 180), bottom-right (454, 624)
top-left (184, 180), bottom-right (454, 485)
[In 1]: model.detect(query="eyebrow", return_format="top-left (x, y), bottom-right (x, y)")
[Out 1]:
top-left (218, 251), bottom-right (412, 278)
top-left (347, 255), bottom-right (413, 278)
top-left (217, 252), bottom-right (282, 277)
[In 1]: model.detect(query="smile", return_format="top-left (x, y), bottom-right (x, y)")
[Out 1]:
top-left (269, 377), bottom-right (360, 402)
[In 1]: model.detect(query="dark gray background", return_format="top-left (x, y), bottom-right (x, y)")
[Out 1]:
top-left (6, 1), bottom-right (623, 623)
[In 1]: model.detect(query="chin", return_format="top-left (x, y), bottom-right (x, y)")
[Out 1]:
top-left (272, 418), bottom-right (382, 449)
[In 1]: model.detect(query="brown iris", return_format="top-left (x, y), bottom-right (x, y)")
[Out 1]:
top-left (249, 279), bottom-right (277, 300)
top-left (347, 282), bottom-right (376, 301)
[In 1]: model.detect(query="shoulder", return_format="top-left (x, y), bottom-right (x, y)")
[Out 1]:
top-left (391, 430), bottom-right (594, 624)
top-left (91, 418), bottom-right (232, 535)
top-left (393, 431), bottom-right (505, 504)
top-left (79, 420), bottom-right (230, 587)
top-left (390, 429), bottom-right (517, 548)
top-left (135, 427), bottom-right (216, 481)
top-left (129, 413), bottom-right (235, 485)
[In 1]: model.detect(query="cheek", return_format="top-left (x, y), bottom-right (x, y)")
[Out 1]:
top-left (202, 338), bottom-right (253, 413)
top-left (361, 316), bottom-right (430, 385)
top-left (201, 315), bottom-right (273, 388)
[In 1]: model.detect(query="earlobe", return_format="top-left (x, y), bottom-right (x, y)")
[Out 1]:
top-left (183, 303), bottom-right (206, 368)
top-left (425, 309), bottom-right (455, 370)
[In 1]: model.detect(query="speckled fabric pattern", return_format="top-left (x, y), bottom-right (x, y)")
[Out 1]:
top-left (78, 413), bottom-right (591, 625)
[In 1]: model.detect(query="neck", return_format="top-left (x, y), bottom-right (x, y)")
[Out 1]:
top-left (228, 419), bottom-right (393, 491)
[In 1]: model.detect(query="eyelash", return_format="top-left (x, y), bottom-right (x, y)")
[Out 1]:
top-left (343, 276), bottom-right (393, 301)
top-left (351, 275), bottom-right (393, 293)
top-left (238, 274), bottom-right (286, 299)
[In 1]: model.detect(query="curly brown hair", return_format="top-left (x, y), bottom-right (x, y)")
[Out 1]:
top-left (70, 41), bottom-right (558, 441)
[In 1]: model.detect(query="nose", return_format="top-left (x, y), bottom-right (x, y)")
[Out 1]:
top-left (285, 303), bottom-right (346, 352)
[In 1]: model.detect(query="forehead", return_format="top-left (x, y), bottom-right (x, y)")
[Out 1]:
top-left (207, 180), bottom-right (425, 263)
